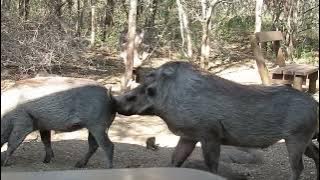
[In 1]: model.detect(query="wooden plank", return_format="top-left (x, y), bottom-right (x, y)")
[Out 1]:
top-left (271, 64), bottom-right (318, 76)
top-left (282, 64), bottom-right (318, 76)
top-left (255, 31), bottom-right (283, 43)
top-left (270, 67), bottom-right (285, 74)
top-left (271, 79), bottom-right (293, 85)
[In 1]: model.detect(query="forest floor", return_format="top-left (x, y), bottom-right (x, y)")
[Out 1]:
top-left (1, 40), bottom-right (319, 180)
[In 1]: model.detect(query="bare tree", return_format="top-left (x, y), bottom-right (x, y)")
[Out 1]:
top-left (67, 0), bottom-right (73, 15)
top-left (122, 0), bottom-right (138, 91)
top-left (90, 0), bottom-right (96, 46)
top-left (51, 0), bottom-right (67, 31)
top-left (76, 0), bottom-right (81, 36)
top-left (78, 0), bottom-right (89, 36)
top-left (176, 0), bottom-right (193, 59)
top-left (200, 0), bottom-right (230, 69)
top-left (19, 0), bottom-right (30, 20)
top-left (102, 0), bottom-right (115, 41)
top-left (144, 0), bottom-right (158, 29)
top-left (255, 0), bottom-right (263, 33)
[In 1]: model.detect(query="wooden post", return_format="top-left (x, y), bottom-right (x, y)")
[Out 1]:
top-left (249, 35), bottom-right (271, 86)
top-left (293, 75), bottom-right (303, 91)
top-left (273, 41), bottom-right (286, 67)
top-left (308, 72), bottom-right (318, 94)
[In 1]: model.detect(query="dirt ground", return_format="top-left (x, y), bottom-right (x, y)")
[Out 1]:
top-left (1, 51), bottom-right (319, 179)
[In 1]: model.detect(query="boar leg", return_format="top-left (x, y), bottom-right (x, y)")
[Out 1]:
top-left (40, 130), bottom-right (54, 163)
top-left (2, 123), bottom-right (33, 166)
top-left (285, 137), bottom-right (308, 180)
top-left (75, 132), bottom-right (98, 168)
top-left (304, 142), bottom-right (319, 180)
top-left (201, 139), bottom-right (221, 174)
top-left (171, 137), bottom-right (198, 167)
top-left (87, 125), bottom-right (114, 169)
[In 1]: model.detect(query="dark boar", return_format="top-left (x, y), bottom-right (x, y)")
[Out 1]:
top-left (115, 61), bottom-right (319, 180)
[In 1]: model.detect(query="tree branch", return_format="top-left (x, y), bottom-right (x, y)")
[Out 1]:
top-left (303, 5), bottom-right (319, 14)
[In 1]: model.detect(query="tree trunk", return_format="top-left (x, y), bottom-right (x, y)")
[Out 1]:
top-left (176, 0), bottom-right (185, 53)
top-left (90, 1), bottom-right (96, 46)
top-left (200, 0), bottom-right (221, 69)
top-left (18, 0), bottom-right (30, 20)
top-left (67, 0), bottom-right (73, 15)
top-left (137, 0), bottom-right (144, 21)
top-left (53, 0), bottom-right (65, 31)
top-left (79, 0), bottom-right (89, 36)
top-left (285, 0), bottom-right (294, 61)
top-left (24, 0), bottom-right (30, 20)
top-left (76, 0), bottom-right (81, 36)
top-left (102, 0), bottom-right (115, 42)
top-left (121, 0), bottom-right (128, 19)
top-left (200, 21), bottom-right (210, 69)
top-left (271, 2), bottom-right (282, 31)
top-left (255, 0), bottom-right (263, 32)
top-left (176, 0), bottom-right (193, 59)
top-left (122, 0), bottom-right (138, 91)
top-left (19, 0), bottom-right (24, 17)
top-left (144, 0), bottom-right (158, 29)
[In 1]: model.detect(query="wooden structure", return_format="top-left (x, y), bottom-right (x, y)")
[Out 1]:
top-left (249, 31), bottom-right (318, 93)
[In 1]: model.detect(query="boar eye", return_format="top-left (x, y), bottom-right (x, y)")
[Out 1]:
top-left (126, 95), bottom-right (137, 101)
top-left (147, 87), bottom-right (156, 97)
top-left (146, 72), bottom-right (155, 77)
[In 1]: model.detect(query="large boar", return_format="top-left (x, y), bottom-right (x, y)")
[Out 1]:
top-left (115, 61), bottom-right (319, 180)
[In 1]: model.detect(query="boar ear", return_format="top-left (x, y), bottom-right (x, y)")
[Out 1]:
top-left (107, 87), bottom-right (112, 96)
top-left (108, 87), bottom-right (115, 101)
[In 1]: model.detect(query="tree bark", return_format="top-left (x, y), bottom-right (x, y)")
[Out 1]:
top-left (183, 1), bottom-right (193, 59)
top-left (144, 0), bottom-right (158, 29)
top-left (255, 0), bottom-right (263, 33)
top-left (53, 0), bottom-right (66, 31)
top-left (67, 0), bottom-right (73, 15)
top-left (90, 0), bottom-right (96, 46)
top-left (19, 0), bottom-right (30, 20)
top-left (285, 0), bottom-right (294, 61)
top-left (102, 0), bottom-right (115, 41)
top-left (200, 0), bottom-right (222, 69)
top-left (121, 0), bottom-right (128, 19)
top-left (79, 0), bottom-right (89, 36)
top-left (176, 0), bottom-right (185, 53)
top-left (122, 0), bottom-right (138, 91)
top-left (76, 0), bottom-right (81, 37)
top-left (24, 0), bottom-right (30, 20)
top-left (176, 0), bottom-right (193, 59)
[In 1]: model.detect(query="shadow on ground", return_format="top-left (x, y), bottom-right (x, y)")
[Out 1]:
top-left (1, 140), bottom-right (318, 180)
